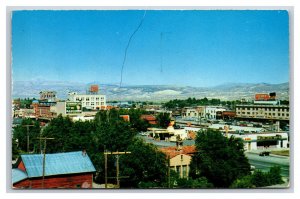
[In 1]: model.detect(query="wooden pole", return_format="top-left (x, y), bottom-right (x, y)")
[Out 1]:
top-left (23, 124), bottom-right (34, 153)
top-left (42, 138), bottom-right (46, 188)
top-left (105, 150), bottom-right (107, 188)
top-left (27, 126), bottom-right (29, 153)
top-left (104, 151), bottom-right (131, 188)
top-left (116, 154), bottom-right (119, 188)
top-left (36, 137), bottom-right (54, 188)
top-left (168, 155), bottom-right (170, 188)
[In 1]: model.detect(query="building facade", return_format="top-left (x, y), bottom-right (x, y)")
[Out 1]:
top-left (182, 106), bottom-right (205, 118)
top-left (235, 104), bottom-right (289, 120)
top-left (229, 132), bottom-right (289, 151)
top-left (204, 106), bottom-right (226, 119)
top-left (39, 91), bottom-right (57, 102)
top-left (160, 146), bottom-right (196, 179)
top-left (68, 92), bottom-right (106, 110)
top-left (182, 106), bottom-right (227, 120)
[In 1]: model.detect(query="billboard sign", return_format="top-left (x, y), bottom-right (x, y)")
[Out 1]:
top-left (66, 102), bottom-right (82, 114)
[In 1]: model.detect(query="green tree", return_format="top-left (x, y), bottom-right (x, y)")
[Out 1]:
top-left (267, 166), bottom-right (284, 185)
top-left (41, 115), bottom-right (74, 153)
top-left (190, 129), bottom-right (251, 188)
top-left (119, 138), bottom-right (168, 188)
top-left (176, 177), bottom-right (214, 188)
top-left (156, 112), bottom-right (171, 128)
top-left (231, 166), bottom-right (284, 188)
top-left (230, 175), bottom-right (253, 188)
top-left (12, 118), bottom-right (41, 154)
top-left (94, 109), bottom-right (136, 152)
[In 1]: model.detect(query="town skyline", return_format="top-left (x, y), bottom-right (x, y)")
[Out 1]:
top-left (12, 10), bottom-right (289, 87)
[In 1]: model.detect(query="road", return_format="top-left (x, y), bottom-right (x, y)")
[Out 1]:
top-left (245, 152), bottom-right (290, 177)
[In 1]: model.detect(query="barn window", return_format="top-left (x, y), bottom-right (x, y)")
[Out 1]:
top-left (76, 184), bottom-right (81, 188)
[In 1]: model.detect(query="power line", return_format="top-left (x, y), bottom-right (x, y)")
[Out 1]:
top-left (119, 10), bottom-right (147, 89)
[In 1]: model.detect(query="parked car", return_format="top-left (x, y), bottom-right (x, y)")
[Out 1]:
top-left (259, 151), bottom-right (270, 156)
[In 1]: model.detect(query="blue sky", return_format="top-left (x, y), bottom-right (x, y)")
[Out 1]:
top-left (12, 10), bottom-right (289, 87)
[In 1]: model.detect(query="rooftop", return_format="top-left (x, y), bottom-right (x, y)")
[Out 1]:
top-left (19, 151), bottom-right (96, 178)
top-left (12, 169), bottom-right (28, 184)
top-left (160, 146), bottom-right (197, 158)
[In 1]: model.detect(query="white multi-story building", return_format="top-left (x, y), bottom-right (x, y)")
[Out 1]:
top-left (182, 106), bottom-right (205, 118)
top-left (68, 92), bottom-right (106, 110)
top-left (182, 106), bottom-right (226, 120)
top-left (204, 106), bottom-right (226, 119)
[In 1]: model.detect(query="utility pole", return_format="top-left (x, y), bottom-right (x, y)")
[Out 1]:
top-left (104, 149), bottom-right (108, 188)
top-left (36, 136), bottom-right (54, 188)
top-left (168, 155), bottom-right (171, 188)
top-left (22, 124), bottom-right (34, 153)
top-left (116, 154), bottom-right (120, 187)
top-left (103, 151), bottom-right (131, 188)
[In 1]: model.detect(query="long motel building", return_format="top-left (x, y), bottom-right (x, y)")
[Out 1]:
top-left (235, 104), bottom-right (289, 121)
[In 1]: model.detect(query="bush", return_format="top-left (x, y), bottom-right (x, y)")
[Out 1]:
top-left (231, 166), bottom-right (284, 188)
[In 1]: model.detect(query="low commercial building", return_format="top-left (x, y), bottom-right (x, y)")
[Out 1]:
top-left (182, 106), bottom-right (205, 118)
top-left (204, 106), bottom-right (226, 120)
top-left (13, 108), bottom-right (35, 118)
top-left (12, 151), bottom-right (96, 189)
top-left (182, 106), bottom-right (227, 120)
top-left (32, 100), bottom-right (56, 119)
top-left (216, 111), bottom-right (236, 120)
top-left (229, 132), bottom-right (289, 151)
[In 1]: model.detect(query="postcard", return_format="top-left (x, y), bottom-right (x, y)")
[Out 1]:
top-left (11, 9), bottom-right (290, 189)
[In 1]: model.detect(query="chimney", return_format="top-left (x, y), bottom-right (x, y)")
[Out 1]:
top-left (82, 149), bottom-right (87, 156)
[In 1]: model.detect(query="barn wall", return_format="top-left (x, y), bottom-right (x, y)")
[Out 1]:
top-left (13, 173), bottom-right (93, 189)
top-left (17, 161), bottom-right (26, 172)
top-left (13, 179), bottom-right (30, 188)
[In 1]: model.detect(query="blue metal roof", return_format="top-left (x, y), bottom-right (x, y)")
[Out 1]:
top-left (12, 169), bottom-right (28, 184)
top-left (21, 151), bottom-right (96, 178)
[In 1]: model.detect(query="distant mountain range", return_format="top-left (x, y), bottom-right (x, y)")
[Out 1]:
top-left (11, 80), bottom-right (289, 102)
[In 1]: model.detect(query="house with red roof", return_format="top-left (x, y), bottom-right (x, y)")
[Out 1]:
top-left (140, 114), bottom-right (157, 125)
top-left (160, 146), bottom-right (196, 179)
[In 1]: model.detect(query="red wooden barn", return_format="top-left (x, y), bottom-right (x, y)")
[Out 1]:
top-left (12, 151), bottom-right (96, 189)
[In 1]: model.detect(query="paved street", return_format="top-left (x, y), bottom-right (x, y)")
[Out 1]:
top-left (245, 151), bottom-right (290, 177)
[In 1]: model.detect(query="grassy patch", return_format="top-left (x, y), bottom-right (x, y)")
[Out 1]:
top-left (271, 150), bottom-right (289, 157)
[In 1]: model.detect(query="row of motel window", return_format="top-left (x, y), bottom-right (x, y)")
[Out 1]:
top-left (237, 107), bottom-right (289, 112)
top-left (237, 112), bottom-right (289, 117)
top-left (82, 102), bottom-right (105, 106)
top-left (75, 97), bottom-right (104, 101)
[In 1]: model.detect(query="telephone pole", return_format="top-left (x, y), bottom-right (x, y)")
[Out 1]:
top-left (36, 136), bottom-right (54, 188)
top-left (103, 151), bottom-right (131, 188)
top-left (22, 124), bottom-right (34, 153)
top-left (168, 155), bottom-right (171, 188)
